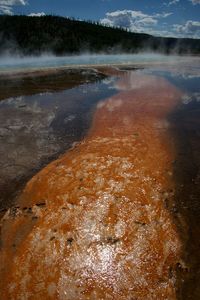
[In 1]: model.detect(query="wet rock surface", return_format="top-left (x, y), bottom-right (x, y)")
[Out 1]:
top-left (0, 72), bottom-right (184, 299)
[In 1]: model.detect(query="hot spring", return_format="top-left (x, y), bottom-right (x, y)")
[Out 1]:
top-left (0, 54), bottom-right (200, 300)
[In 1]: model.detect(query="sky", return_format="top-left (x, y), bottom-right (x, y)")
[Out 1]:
top-left (0, 0), bottom-right (199, 38)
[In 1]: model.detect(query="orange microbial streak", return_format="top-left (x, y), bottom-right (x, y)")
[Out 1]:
top-left (1, 72), bottom-right (183, 299)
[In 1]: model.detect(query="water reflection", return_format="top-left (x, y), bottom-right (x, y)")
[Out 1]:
top-left (0, 70), bottom-right (184, 299)
top-left (0, 61), bottom-right (200, 299)
top-left (0, 79), bottom-right (117, 210)
top-left (141, 65), bottom-right (200, 299)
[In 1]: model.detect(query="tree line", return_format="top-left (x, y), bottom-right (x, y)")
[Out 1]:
top-left (0, 15), bottom-right (199, 56)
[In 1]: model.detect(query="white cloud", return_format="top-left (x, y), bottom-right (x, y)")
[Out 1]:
top-left (189, 0), bottom-right (200, 4)
top-left (0, 0), bottom-right (27, 15)
top-left (28, 12), bottom-right (46, 17)
top-left (100, 10), bottom-right (172, 34)
top-left (155, 12), bottom-right (173, 18)
top-left (100, 9), bottom-right (200, 38)
top-left (173, 20), bottom-right (200, 38)
top-left (168, 0), bottom-right (180, 6)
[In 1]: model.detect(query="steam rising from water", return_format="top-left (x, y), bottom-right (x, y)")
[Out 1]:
top-left (0, 53), bottom-right (197, 72)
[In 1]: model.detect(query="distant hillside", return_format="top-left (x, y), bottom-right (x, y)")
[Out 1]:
top-left (0, 15), bottom-right (200, 56)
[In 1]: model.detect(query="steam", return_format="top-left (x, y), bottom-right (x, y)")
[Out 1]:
top-left (0, 53), bottom-right (198, 72)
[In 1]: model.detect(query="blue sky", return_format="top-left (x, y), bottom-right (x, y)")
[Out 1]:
top-left (0, 0), bottom-right (199, 38)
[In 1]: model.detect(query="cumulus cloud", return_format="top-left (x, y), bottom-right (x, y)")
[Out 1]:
top-left (0, 0), bottom-right (27, 15)
top-left (173, 20), bottom-right (200, 38)
top-left (28, 12), bottom-right (46, 17)
top-left (100, 10), bottom-right (172, 34)
top-left (100, 9), bottom-right (200, 38)
top-left (189, 0), bottom-right (200, 4)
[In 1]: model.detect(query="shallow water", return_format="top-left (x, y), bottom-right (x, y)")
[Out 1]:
top-left (0, 57), bottom-right (200, 299)
top-left (147, 67), bottom-right (200, 298)
top-left (0, 77), bottom-right (117, 210)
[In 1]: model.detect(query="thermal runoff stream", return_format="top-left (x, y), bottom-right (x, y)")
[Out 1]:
top-left (0, 56), bottom-right (200, 299)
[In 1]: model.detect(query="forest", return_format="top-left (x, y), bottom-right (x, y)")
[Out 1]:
top-left (0, 15), bottom-right (200, 56)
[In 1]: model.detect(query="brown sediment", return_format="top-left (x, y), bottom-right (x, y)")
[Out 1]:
top-left (0, 72), bottom-right (184, 299)
top-left (95, 66), bottom-right (125, 76)
top-left (0, 67), bottom-right (107, 101)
